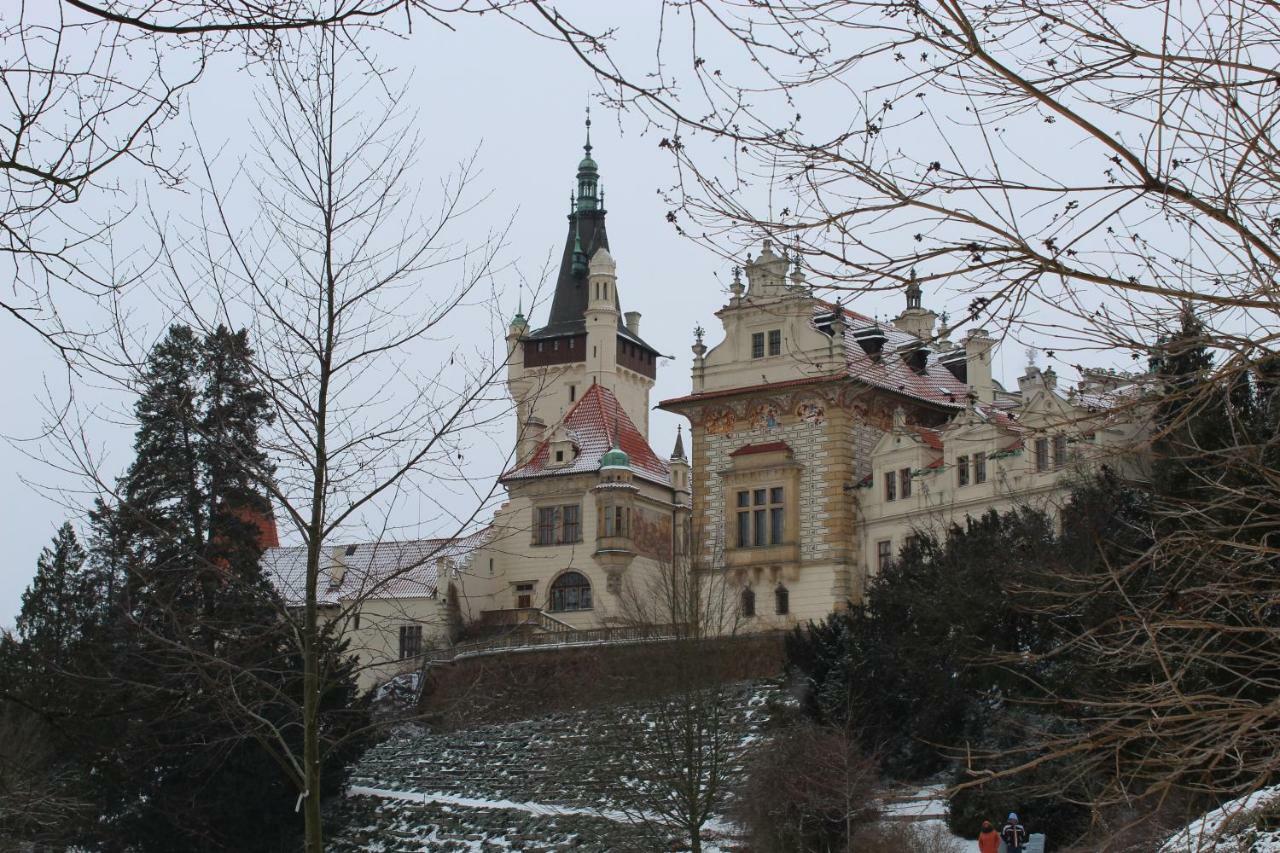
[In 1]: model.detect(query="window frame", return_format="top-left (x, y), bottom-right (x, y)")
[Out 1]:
top-left (398, 624), bottom-right (423, 660)
top-left (560, 504), bottom-right (581, 543)
top-left (1052, 434), bottom-right (1068, 469)
top-left (774, 585), bottom-right (789, 615)
top-left (767, 329), bottom-right (782, 356)
top-left (973, 452), bottom-right (987, 484)
top-left (899, 467), bottom-right (913, 499)
top-left (956, 454), bottom-right (970, 487)
top-left (876, 540), bottom-right (893, 572)
top-left (884, 469), bottom-right (896, 501)
top-left (751, 332), bottom-right (765, 359)
top-left (1035, 437), bottom-right (1050, 472)
top-left (741, 587), bottom-right (756, 617)
top-left (548, 571), bottom-right (593, 612)
top-left (735, 486), bottom-right (786, 548)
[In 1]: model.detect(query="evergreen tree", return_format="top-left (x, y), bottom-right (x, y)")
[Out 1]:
top-left (16, 523), bottom-right (90, 671)
top-left (24, 323), bottom-right (368, 851)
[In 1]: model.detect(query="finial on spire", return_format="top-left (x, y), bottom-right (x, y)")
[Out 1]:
top-left (585, 103), bottom-right (592, 155)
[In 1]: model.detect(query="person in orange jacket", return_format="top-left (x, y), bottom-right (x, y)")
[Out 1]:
top-left (977, 819), bottom-right (1002, 853)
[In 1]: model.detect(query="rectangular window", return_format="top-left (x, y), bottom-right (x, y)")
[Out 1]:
top-left (535, 507), bottom-right (556, 544)
top-left (768, 329), bottom-right (782, 356)
top-left (569, 385), bottom-right (576, 402)
top-left (561, 505), bottom-right (580, 543)
top-left (956, 455), bottom-right (970, 487)
top-left (398, 625), bottom-right (423, 660)
top-left (353, 610), bottom-right (361, 631)
top-left (974, 452), bottom-right (987, 484)
top-left (770, 507), bottom-right (784, 545)
top-left (736, 486), bottom-right (786, 547)
top-left (884, 469), bottom-right (896, 501)
top-left (899, 467), bottom-right (912, 499)
top-left (877, 540), bottom-right (892, 572)
top-left (1053, 434), bottom-right (1068, 469)
top-left (751, 332), bottom-right (765, 359)
top-left (604, 505), bottom-right (628, 537)
top-left (1035, 437), bottom-right (1050, 472)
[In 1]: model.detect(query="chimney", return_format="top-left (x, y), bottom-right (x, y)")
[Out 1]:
top-left (624, 311), bottom-right (641, 337)
top-left (327, 545), bottom-right (353, 590)
top-left (965, 329), bottom-right (995, 403)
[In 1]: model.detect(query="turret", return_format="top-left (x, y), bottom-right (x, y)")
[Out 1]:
top-left (594, 439), bottom-right (637, 588)
top-left (893, 276), bottom-right (938, 341)
top-left (669, 425), bottom-right (691, 504)
top-left (965, 328), bottom-right (995, 404)
top-left (586, 247), bottom-right (619, 387)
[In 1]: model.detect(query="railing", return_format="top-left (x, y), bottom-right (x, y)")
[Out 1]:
top-left (477, 607), bottom-right (574, 632)
top-left (419, 622), bottom-right (680, 667)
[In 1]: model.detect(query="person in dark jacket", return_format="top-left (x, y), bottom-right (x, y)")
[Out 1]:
top-left (1001, 813), bottom-right (1028, 853)
top-left (977, 819), bottom-right (1001, 853)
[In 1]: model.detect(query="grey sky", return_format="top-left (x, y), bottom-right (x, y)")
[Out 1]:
top-left (0, 4), bottom-right (1095, 624)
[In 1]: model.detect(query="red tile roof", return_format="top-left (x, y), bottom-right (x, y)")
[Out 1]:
top-left (501, 383), bottom-right (671, 487)
top-left (907, 426), bottom-right (944, 450)
top-left (729, 441), bottom-right (793, 457)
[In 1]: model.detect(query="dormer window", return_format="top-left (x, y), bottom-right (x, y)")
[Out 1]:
top-left (751, 332), bottom-right (765, 358)
top-left (555, 450), bottom-right (565, 463)
top-left (768, 329), bottom-right (781, 356)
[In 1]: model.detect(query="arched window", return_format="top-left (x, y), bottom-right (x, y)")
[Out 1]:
top-left (549, 571), bottom-right (593, 612)
top-left (774, 585), bottom-right (790, 616)
top-left (741, 587), bottom-right (756, 618)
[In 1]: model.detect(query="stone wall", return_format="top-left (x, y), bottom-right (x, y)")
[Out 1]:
top-left (418, 632), bottom-right (786, 731)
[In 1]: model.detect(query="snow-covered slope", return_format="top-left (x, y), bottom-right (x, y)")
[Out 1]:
top-left (1162, 786), bottom-right (1280, 853)
top-left (327, 681), bottom-right (781, 851)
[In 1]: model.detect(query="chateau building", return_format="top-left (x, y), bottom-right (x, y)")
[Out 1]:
top-left (264, 124), bottom-right (690, 690)
top-left (266, 128), bottom-right (1146, 690)
top-left (661, 241), bottom-right (1148, 629)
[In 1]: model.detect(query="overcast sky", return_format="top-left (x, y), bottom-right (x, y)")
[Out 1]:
top-left (0, 4), bottom-right (1072, 625)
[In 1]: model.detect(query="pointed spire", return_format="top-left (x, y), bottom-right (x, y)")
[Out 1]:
top-left (671, 425), bottom-right (686, 461)
top-left (906, 268), bottom-right (922, 310)
top-left (575, 103), bottom-right (600, 213)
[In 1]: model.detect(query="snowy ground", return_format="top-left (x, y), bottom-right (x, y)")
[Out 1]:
top-left (327, 681), bottom-right (779, 851)
top-left (1161, 785), bottom-right (1280, 853)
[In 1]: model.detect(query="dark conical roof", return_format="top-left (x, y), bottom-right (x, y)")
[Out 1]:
top-left (524, 128), bottom-right (659, 356)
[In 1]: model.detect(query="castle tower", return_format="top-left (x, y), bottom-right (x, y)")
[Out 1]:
top-left (505, 111), bottom-right (662, 437)
top-left (892, 276), bottom-right (938, 341)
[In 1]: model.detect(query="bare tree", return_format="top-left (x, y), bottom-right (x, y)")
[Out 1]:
top-left (37, 28), bottom-right (538, 849)
top-left (1, 0), bottom-right (462, 355)
top-left (603, 542), bottom-right (755, 852)
top-left (733, 722), bottom-right (880, 853)
top-left (488, 0), bottom-right (1280, 836)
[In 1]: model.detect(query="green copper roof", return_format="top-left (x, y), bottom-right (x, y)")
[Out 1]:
top-left (599, 446), bottom-right (631, 470)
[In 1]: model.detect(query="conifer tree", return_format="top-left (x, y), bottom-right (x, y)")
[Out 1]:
top-left (57, 323), bottom-right (368, 851)
top-left (16, 523), bottom-right (90, 671)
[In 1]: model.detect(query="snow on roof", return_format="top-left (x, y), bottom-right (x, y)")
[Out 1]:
top-left (660, 302), bottom-right (968, 410)
top-left (501, 383), bottom-right (671, 487)
top-left (821, 302), bottom-right (967, 408)
top-left (262, 527), bottom-right (492, 607)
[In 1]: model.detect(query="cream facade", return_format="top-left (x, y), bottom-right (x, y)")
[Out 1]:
top-left (662, 240), bottom-right (1150, 630)
top-left (265, 127), bottom-right (689, 691)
